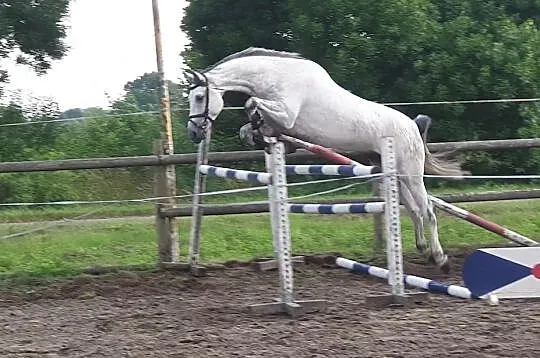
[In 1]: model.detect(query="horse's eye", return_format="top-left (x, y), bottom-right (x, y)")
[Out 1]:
top-left (195, 94), bottom-right (204, 101)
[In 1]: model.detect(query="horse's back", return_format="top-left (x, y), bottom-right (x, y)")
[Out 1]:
top-left (239, 56), bottom-right (427, 173)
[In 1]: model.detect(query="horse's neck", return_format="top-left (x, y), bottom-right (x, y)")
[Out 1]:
top-left (209, 74), bottom-right (256, 95)
top-left (208, 59), bottom-right (290, 97)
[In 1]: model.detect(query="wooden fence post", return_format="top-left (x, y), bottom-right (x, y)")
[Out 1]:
top-left (152, 0), bottom-right (179, 265)
top-left (154, 139), bottom-right (179, 264)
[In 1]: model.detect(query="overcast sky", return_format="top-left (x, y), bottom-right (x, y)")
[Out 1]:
top-left (2, 0), bottom-right (189, 111)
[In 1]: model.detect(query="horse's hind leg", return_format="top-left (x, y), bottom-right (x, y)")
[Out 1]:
top-left (399, 180), bottom-right (428, 257)
top-left (426, 197), bottom-right (450, 273)
top-left (403, 176), bottom-right (449, 272)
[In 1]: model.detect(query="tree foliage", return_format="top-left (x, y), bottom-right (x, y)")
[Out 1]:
top-left (0, 72), bottom-right (191, 203)
top-left (111, 72), bottom-right (185, 113)
top-left (180, 0), bottom-right (291, 69)
top-left (181, 0), bottom-right (540, 175)
top-left (0, 0), bottom-right (70, 95)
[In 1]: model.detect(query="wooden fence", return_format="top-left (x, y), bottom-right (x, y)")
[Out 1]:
top-left (0, 137), bottom-right (539, 265)
top-left (0, 138), bottom-right (539, 173)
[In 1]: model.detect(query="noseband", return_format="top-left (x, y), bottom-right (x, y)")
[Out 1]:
top-left (188, 72), bottom-right (213, 130)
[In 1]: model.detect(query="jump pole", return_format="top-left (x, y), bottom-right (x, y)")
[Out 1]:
top-left (429, 197), bottom-right (538, 247)
top-left (280, 134), bottom-right (368, 167)
top-left (336, 257), bottom-right (479, 300)
top-left (279, 134), bottom-right (539, 247)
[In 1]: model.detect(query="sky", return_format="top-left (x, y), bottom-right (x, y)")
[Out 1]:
top-left (2, 0), bottom-right (189, 111)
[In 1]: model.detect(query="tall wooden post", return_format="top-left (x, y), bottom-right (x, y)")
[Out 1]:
top-left (152, 0), bottom-right (178, 263)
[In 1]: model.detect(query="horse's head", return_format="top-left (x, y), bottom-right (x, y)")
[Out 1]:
top-left (184, 69), bottom-right (224, 144)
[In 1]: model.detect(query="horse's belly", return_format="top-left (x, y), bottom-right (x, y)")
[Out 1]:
top-left (288, 118), bottom-right (377, 153)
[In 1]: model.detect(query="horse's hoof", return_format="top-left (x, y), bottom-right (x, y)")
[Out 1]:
top-left (438, 256), bottom-right (451, 274)
top-left (424, 250), bottom-right (436, 264)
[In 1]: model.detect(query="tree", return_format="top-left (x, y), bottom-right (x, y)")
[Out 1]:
top-left (288, 0), bottom-right (439, 101)
top-left (0, 0), bottom-right (70, 95)
top-left (180, 0), bottom-right (540, 175)
top-left (181, 0), bottom-right (291, 69)
top-left (60, 108), bottom-right (84, 119)
top-left (501, 0), bottom-right (540, 24)
top-left (111, 72), bottom-right (184, 112)
top-left (0, 97), bottom-right (60, 161)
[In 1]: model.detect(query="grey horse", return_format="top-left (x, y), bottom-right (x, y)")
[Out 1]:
top-left (184, 47), bottom-right (468, 272)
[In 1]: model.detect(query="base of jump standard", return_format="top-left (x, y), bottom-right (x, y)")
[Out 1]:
top-left (246, 298), bottom-right (328, 317)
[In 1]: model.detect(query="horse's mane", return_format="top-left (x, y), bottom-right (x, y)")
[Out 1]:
top-left (202, 47), bottom-right (305, 73)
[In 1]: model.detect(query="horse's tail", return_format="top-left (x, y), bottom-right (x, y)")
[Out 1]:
top-left (413, 114), bottom-right (470, 178)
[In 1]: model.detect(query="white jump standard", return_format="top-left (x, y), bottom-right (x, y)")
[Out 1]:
top-left (247, 138), bottom-right (327, 316)
top-left (283, 137), bottom-right (428, 307)
top-left (188, 127), bottom-right (212, 276)
top-left (198, 138), bottom-right (328, 316)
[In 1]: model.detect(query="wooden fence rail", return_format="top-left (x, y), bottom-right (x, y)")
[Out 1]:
top-left (0, 138), bottom-right (539, 173)
top-left (160, 189), bottom-right (540, 218)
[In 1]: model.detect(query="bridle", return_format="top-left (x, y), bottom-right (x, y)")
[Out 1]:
top-left (186, 69), bottom-right (213, 131)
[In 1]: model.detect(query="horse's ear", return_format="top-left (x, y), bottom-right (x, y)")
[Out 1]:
top-left (182, 69), bottom-right (198, 87)
top-left (183, 68), bottom-right (206, 87)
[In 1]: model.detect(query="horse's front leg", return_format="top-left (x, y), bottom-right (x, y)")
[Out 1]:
top-left (239, 122), bottom-right (266, 150)
top-left (239, 122), bottom-right (299, 154)
top-left (243, 97), bottom-right (299, 153)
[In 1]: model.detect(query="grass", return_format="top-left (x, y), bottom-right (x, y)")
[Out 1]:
top-left (0, 198), bottom-right (538, 287)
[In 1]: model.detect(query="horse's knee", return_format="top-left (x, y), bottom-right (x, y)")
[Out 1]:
top-left (259, 123), bottom-right (280, 138)
top-left (239, 123), bottom-right (254, 147)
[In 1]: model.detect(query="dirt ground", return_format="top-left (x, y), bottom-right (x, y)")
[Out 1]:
top-left (0, 249), bottom-right (539, 358)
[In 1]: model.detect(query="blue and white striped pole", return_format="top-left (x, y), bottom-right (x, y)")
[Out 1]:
top-left (285, 164), bottom-right (380, 177)
top-left (200, 164), bottom-right (382, 185)
top-left (288, 203), bottom-right (385, 214)
top-left (199, 165), bottom-right (271, 185)
top-left (336, 257), bottom-right (478, 300)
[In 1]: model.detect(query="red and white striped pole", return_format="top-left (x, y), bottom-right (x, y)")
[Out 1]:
top-left (278, 134), bottom-right (539, 248)
top-left (280, 134), bottom-right (363, 166)
top-left (429, 197), bottom-right (538, 247)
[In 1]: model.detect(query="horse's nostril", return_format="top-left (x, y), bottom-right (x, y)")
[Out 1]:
top-left (189, 130), bottom-right (199, 143)
top-left (188, 130), bottom-right (203, 144)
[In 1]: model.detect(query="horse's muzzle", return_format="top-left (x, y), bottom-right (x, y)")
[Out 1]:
top-left (187, 123), bottom-right (206, 144)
